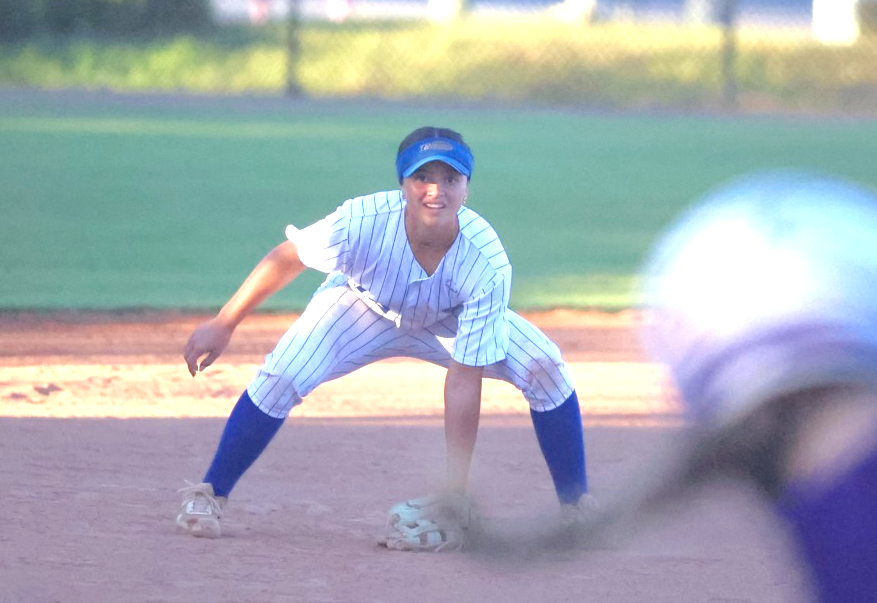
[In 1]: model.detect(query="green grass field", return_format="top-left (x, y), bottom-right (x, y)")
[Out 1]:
top-left (1, 88), bottom-right (874, 312)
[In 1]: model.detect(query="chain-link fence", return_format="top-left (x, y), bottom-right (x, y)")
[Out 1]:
top-left (2, 0), bottom-right (876, 113)
top-left (216, 0), bottom-right (877, 113)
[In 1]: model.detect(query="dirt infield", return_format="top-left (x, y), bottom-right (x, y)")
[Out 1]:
top-left (1, 311), bottom-right (811, 603)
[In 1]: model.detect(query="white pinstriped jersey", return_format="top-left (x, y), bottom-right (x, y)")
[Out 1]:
top-left (247, 190), bottom-right (575, 418)
top-left (289, 190), bottom-right (510, 366)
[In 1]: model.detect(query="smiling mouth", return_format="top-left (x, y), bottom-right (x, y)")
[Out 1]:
top-left (424, 203), bottom-right (444, 209)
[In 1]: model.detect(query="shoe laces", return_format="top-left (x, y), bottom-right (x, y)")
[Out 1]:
top-left (178, 481), bottom-right (223, 516)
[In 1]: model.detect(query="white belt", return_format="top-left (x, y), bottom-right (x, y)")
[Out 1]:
top-left (348, 281), bottom-right (402, 328)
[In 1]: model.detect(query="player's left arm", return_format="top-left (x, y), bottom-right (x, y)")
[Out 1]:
top-left (444, 360), bottom-right (485, 492)
top-left (444, 266), bottom-right (509, 491)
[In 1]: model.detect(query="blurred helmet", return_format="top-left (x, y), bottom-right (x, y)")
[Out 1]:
top-left (641, 170), bottom-right (877, 427)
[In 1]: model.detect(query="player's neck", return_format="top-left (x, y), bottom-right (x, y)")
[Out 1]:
top-left (404, 213), bottom-right (459, 275)
top-left (404, 211), bottom-right (458, 249)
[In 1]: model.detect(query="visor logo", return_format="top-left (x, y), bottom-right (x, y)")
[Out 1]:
top-left (420, 141), bottom-right (455, 152)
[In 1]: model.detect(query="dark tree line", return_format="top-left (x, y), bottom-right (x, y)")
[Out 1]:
top-left (0, 0), bottom-right (213, 41)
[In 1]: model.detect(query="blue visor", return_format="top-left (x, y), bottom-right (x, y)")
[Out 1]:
top-left (395, 137), bottom-right (474, 183)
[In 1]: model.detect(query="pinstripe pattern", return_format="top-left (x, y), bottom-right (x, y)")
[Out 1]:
top-left (249, 190), bottom-right (574, 418)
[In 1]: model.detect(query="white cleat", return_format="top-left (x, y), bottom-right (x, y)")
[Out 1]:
top-left (560, 493), bottom-right (600, 527)
top-left (176, 482), bottom-right (225, 539)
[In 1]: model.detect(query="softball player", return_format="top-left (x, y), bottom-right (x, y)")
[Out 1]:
top-left (177, 127), bottom-right (592, 542)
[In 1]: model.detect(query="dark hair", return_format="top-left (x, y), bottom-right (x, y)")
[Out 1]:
top-left (397, 126), bottom-right (469, 155)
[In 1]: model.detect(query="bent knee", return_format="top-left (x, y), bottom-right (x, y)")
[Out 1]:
top-left (518, 357), bottom-right (575, 412)
top-left (247, 370), bottom-right (305, 419)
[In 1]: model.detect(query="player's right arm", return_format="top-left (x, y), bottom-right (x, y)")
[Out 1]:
top-left (184, 240), bottom-right (306, 377)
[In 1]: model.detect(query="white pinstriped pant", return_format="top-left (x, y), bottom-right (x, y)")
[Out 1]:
top-left (247, 283), bottom-right (575, 419)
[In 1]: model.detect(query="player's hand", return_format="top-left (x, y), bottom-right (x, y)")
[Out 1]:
top-left (183, 318), bottom-right (234, 377)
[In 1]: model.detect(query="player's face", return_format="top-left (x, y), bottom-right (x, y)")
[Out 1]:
top-left (402, 161), bottom-right (468, 228)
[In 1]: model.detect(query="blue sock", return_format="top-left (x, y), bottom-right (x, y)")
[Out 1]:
top-left (203, 390), bottom-right (285, 498)
top-left (530, 391), bottom-right (588, 505)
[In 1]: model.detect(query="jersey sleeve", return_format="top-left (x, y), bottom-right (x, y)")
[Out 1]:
top-left (285, 204), bottom-right (351, 274)
top-left (452, 273), bottom-right (511, 366)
